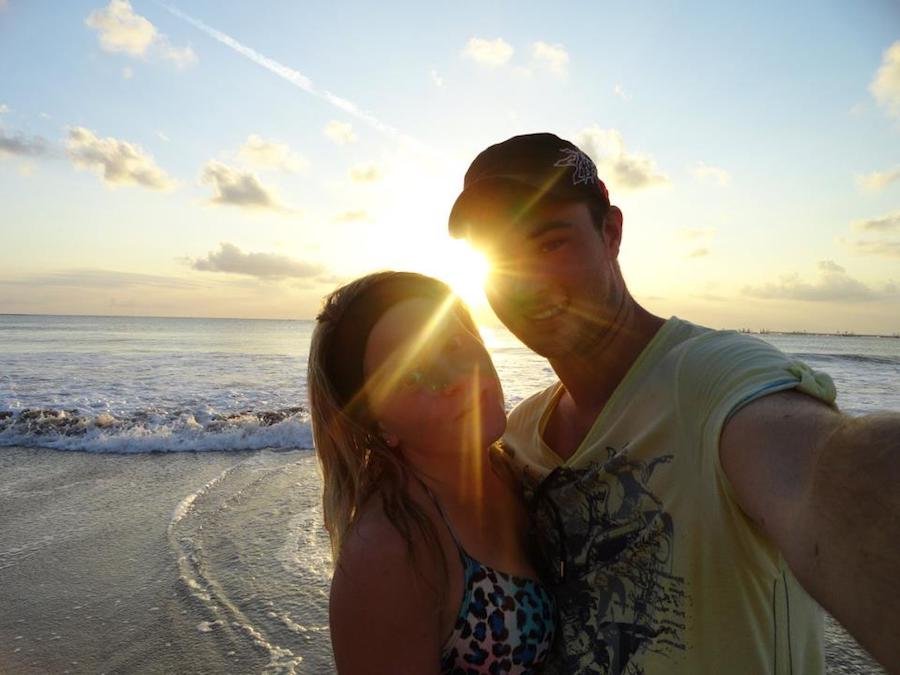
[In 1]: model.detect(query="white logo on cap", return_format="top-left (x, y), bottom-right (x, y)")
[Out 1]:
top-left (554, 148), bottom-right (598, 186)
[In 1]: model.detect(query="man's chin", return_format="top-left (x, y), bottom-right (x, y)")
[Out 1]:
top-left (507, 326), bottom-right (570, 358)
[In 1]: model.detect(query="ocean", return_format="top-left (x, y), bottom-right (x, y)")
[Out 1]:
top-left (1, 314), bottom-right (896, 674)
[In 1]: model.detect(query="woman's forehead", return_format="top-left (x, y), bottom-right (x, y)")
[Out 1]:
top-left (364, 297), bottom-right (459, 368)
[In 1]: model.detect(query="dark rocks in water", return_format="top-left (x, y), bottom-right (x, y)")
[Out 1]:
top-left (1, 405), bottom-right (308, 438)
top-left (256, 406), bottom-right (304, 426)
top-left (205, 406), bottom-right (306, 431)
top-left (18, 408), bottom-right (77, 420)
top-left (214, 407), bottom-right (306, 425)
top-left (13, 408), bottom-right (88, 435)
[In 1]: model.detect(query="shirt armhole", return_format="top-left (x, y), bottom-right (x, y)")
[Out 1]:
top-left (708, 358), bottom-right (837, 510)
top-left (707, 378), bottom-right (806, 510)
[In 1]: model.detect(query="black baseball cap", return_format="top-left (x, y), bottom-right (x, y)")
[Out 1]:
top-left (448, 132), bottom-right (610, 238)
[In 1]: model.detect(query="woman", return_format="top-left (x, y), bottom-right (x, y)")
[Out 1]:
top-left (308, 271), bottom-right (555, 674)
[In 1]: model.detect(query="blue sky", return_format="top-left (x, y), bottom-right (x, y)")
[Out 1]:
top-left (1, 0), bottom-right (899, 332)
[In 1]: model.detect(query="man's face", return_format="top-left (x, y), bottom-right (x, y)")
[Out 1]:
top-left (472, 199), bottom-right (624, 360)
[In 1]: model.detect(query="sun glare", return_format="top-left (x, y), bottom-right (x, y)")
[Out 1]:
top-left (429, 239), bottom-right (490, 310)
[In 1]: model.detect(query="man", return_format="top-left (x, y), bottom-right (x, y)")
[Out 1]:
top-left (447, 132), bottom-right (899, 674)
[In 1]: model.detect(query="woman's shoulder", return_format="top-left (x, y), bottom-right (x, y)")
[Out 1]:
top-left (329, 495), bottom-right (450, 674)
top-left (334, 494), bottom-right (445, 590)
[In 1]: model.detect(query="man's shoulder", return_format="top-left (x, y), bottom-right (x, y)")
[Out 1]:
top-left (662, 319), bottom-right (789, 373)
top-left (669, 324), bottom-right (836, 429)
top-left (507, 382), bottom-right (560, 429)
top-left (616, 317), bottom-right (729, 389)
top-left (502, 383), bottom-right (563, 476)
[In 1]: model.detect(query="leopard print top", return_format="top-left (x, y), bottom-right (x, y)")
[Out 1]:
top-left (436, 507), bottom-right (556, 674)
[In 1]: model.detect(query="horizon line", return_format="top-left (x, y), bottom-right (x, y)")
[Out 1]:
top-left (1, 312), bottom-right (898, 338)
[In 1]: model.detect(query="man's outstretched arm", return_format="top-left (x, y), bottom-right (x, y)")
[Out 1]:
top-left (721, 391), bottom-right (900, 673)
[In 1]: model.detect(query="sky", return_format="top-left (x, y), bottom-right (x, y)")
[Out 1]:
top-left (1, 0), bottom-right (899, 334)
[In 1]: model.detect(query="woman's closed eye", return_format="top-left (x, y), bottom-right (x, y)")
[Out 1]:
top-left (401, 369), bottom-right (426, 388)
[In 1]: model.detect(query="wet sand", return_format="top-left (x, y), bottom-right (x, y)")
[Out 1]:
top-left (0, 445), bottom-right (884, 674)
top-left (0, 446), bottom-right (331, 674)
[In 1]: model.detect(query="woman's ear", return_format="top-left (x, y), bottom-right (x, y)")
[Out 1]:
top-left (376, 422), bottom-right (400, 448)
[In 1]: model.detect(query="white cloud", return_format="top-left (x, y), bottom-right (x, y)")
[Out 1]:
top-left (157, 41), bottom-right (197, 68)
top-left (2, 269), bottom-right (205, 290)
top-left (0, 130), bottom-right (52, 158)
top-left (574, 125), bottom-right (669, 190)
top-left (430, 69), bottom-right (444, 87)
top-left (676, 227), bottom-right (715, 258)
top-left (856, 166), bottom-right (900, 192)
top-left (66, 126), bottom-right (175, 190)
top-left (818, 260), bottom-right (844, 274)
top-left (870, 40), bottom-right (900, 118)
top-left (743, 260), bottom-right (891, 302)
top-left (332, 209), bottom-right (372, 223)
top-left (841, 211), bottom-right (900, 259)
top-left (614, 84), bottom-right (631, 101)
top-left (86, 0), bottom-right (196, 67)
top-left (0, 104), bottom-right (9, 114)
top-left (122, 66), bottom-right (133, 79)
top-left (853, 211), bottom-right (900, 233)
top-left (677, 227), bottom-right (716, 241)
top-left (86, 0), bottom-right (155, 56)
top-left (156, 130), bottom-right (170, 142)
top-left (236, 134), bottom-right (306, 172)
top-left (190, 243), bottom-right (323, 279)
top-left (532, 41), bottom-right (569, 75)
top-left (846, 240), bottom-right (900, 258)
top-left (348, 161), bottom-right (383, 183)
top-left (462, 37), bottom-right (514, 67)
top-left (691, 161), bottom-right (731, 186)
top-left (201, 160), bottom-right (286, 211)
top-left (323, 120), bottom-right (357, 145)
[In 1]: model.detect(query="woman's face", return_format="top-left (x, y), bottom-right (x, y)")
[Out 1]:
top-left (362, 297), bottom-right (505, 456)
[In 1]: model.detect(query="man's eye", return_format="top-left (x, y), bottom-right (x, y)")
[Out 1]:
top-left (539, 238), bottom-right (565, 253)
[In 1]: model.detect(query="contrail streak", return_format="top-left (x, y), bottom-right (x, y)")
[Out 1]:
top-left (158, 3), bottom-right (425, 150)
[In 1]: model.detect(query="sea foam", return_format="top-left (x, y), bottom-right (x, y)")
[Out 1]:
top-left (0, 406), bottom-right (313, 453)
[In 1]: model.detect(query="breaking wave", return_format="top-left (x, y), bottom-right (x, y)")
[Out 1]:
top-left (0, 406), bottom-right (313, 453)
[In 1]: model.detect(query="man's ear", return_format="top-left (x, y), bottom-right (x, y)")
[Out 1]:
top-left (603, 206), bottom-right (623, 259)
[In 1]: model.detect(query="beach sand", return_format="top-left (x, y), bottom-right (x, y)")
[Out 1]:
top-left (0, 446), bottom-right (884, 674)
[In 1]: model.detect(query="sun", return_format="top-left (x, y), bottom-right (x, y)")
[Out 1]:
top-left (361, 162), bottom-right (492, 313)
top-left (428, 238), bottom-right (490, 310)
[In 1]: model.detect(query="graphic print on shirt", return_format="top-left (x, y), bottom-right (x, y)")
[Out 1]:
top-left (529, 444), bottom-right (687, 674)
